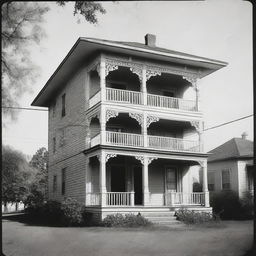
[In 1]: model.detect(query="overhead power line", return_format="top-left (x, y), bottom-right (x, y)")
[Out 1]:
top-left (204, 114), bottom-right (253, 131)
top-left (2, 106), bottom-right (48, 111)
top-left (2, 105), bottom-right (253, 132)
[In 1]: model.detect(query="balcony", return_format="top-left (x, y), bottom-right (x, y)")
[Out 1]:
top-left (105, 88), bottom-right (198, 112)
top-left (91, 131), bottom-right (202, 153)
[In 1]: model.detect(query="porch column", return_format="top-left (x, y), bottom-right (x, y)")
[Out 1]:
top-left (195, 83), bottom-right (200, 111)
top-left (142, 156), bottom-right (150, 206)
top-left (142, 65), bottom-right (147, 105)
top-left (85, 157), bottom-right (91, 206)
top-left (100, 106), bottom-right (106, 144)
top-left (143, 114), bottom-right (148, 147)
top-left (99, 151), bottom-right (107, 206)
top-left (99, 57), bottom-right (106, 102)
top-left (202, 160), bottom-right (210, 207)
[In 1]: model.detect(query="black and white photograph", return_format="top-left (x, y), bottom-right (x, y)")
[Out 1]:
top-left (2, 1), bottom-right (254, 256)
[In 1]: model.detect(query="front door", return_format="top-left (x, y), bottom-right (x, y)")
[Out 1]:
top-left (133, 166), bottom-right (143, 205)
top-left (165, 167), bottom-right (177, 205)
top-left (111, 166), bottom-right (125, 192)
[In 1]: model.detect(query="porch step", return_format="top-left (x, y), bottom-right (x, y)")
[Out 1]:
top-left (140, 210), bottom-right (183, 226)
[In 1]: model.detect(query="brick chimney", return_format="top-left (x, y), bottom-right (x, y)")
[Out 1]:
top-left (241, 132), bottom-right (248, 140)
top-left (145, 34), bottom-right (156, 47)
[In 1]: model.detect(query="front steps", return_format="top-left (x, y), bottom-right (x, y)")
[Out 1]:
top-left (141, 210), bottom-right (183, 226)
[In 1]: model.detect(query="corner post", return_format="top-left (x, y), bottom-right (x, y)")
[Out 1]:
top-left (142, 156), bottom-right (150, 206)
top-left (201, 160), bottom-right (209, 207)
top-left (142, 65), bottom-right (147, 105)
top-left (99, 151), bottom-right (107, 207)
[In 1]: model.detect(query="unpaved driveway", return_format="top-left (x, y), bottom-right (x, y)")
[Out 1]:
top-left (2, 219), bottom-right (253, 256)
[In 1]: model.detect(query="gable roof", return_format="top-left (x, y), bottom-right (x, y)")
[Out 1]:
top-left (208, 138), bottom-right (253, 162)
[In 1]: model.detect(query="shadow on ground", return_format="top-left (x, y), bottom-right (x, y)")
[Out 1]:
top-left (2, 214), bottom-right (68, 227)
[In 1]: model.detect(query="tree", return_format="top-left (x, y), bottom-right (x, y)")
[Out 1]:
top-left (2, 1), bottom-right (106, 120)
top-left (28, 147), bottom-right (49, 201)
top-left (2, 2), bottom-right (49, 120)
top-left (56, 1), bottom-right (106, 24)
top-left (2, 145), bottom-right (36, 211)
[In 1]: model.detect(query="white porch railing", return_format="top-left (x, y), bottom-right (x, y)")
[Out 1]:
top-left (147, 93), bottom-right (197, 111)
top-left (148, 135), bottom-right (201, 152)
top-left (106, 192), bottom-right (134, 206)
top-left (106, 131), bottom-right (144, 147)
top-left (89, 91), bottom-right (101, 108)
top-left (106, 88), bottom-right (142, 105)
top-left (165, 192), bottom-right (205, 206)
top-left (105, 88), bottom-right (198, 112)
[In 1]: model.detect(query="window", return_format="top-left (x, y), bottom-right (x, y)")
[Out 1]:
top-left (208, 172), bottom-right (215, 191)
top-left (53, 175), bottom-right (57, 192)
top-left (61, 168), bottom-right (66, 195)
top-left (61, 93), bottom-right (66, 117)
top-left (222, 169), bottom-right (231, 190)
top-left (52, 99), bottom-right (56, 117)
top-left (53, 137), bottom-right (56, 153)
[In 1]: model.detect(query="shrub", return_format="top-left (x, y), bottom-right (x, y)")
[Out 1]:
top-left (210, 191), bottom-right (244, 220)
top-left (175, 209), bottom-right (218, 224)
top-left (60, 198), bottom-right (85, 226)
top-left (25, 198), bottom-right (87, 226)
top-left (240, 192), bottom-right (254, 219)
top-left (102, 213), bottom-right (152, 227)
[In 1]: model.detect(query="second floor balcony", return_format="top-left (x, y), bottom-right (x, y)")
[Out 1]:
top-left (88, 112), bottom-right (203, 154)
top-left (91, 131), bottom-right (202, 153)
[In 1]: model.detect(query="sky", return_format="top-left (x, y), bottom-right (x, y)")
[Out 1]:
top-left (2, 0), bottom-right (253, 157)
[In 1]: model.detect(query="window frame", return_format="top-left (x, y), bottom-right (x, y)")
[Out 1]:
top-left (221, 169), bottom-right (231, 190)
top-left (61, 93), bottom-right (66, 117)
top-left (53, 137), bottom-right (56, 153)
top-left (61, 168), bottom-right (66, 195)
top-left (53, 175), bottom-right (57, 193)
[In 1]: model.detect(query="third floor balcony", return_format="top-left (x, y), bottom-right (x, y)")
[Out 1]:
top-left (88, 56), bottom-right (201, 114)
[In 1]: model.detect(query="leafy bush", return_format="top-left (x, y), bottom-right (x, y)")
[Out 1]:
top-left (240, 191), bottom-right (254, 219)
top-left (60, 198), bottom-right (85, 226)
top-left (25, 197), bottom-right (87, 226)
top-left (102, 213), bottom-right (152, 227)
top-left (175, 209), bottom-right (218, 224)
top-left (210, 191), bottom-right (249, 220)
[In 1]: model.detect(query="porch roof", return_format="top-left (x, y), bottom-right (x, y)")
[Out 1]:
top-left (32, 36), bottom-right (227, 107)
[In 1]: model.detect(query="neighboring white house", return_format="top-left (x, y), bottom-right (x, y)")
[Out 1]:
top-left (32, 34), bottom-right (227, 223)
top-left (207, 133), bottom-right (254, 198)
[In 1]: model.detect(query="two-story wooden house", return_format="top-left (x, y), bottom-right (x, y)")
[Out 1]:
top-left (32, 34), bottom-right (227, 223)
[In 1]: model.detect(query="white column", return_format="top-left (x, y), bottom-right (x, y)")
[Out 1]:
top-left (202, 160), bottom-right (210, 207)
top-left (142, 65), bottom-right (147, 105)
top-left (195, 84), bottom-right (200, 111)
top-left (143, 114), bottom-right (148, 147)
top-left (142, 156), bottom-right (150, 205)
top-left (85, 158), bottom-right (91, 206)
top-left (100, 105), bottom-right (106, 145)
top-left (100, 57), bottom-right (106, 102)
top-left (99, 151), bottom-right (107, 206)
